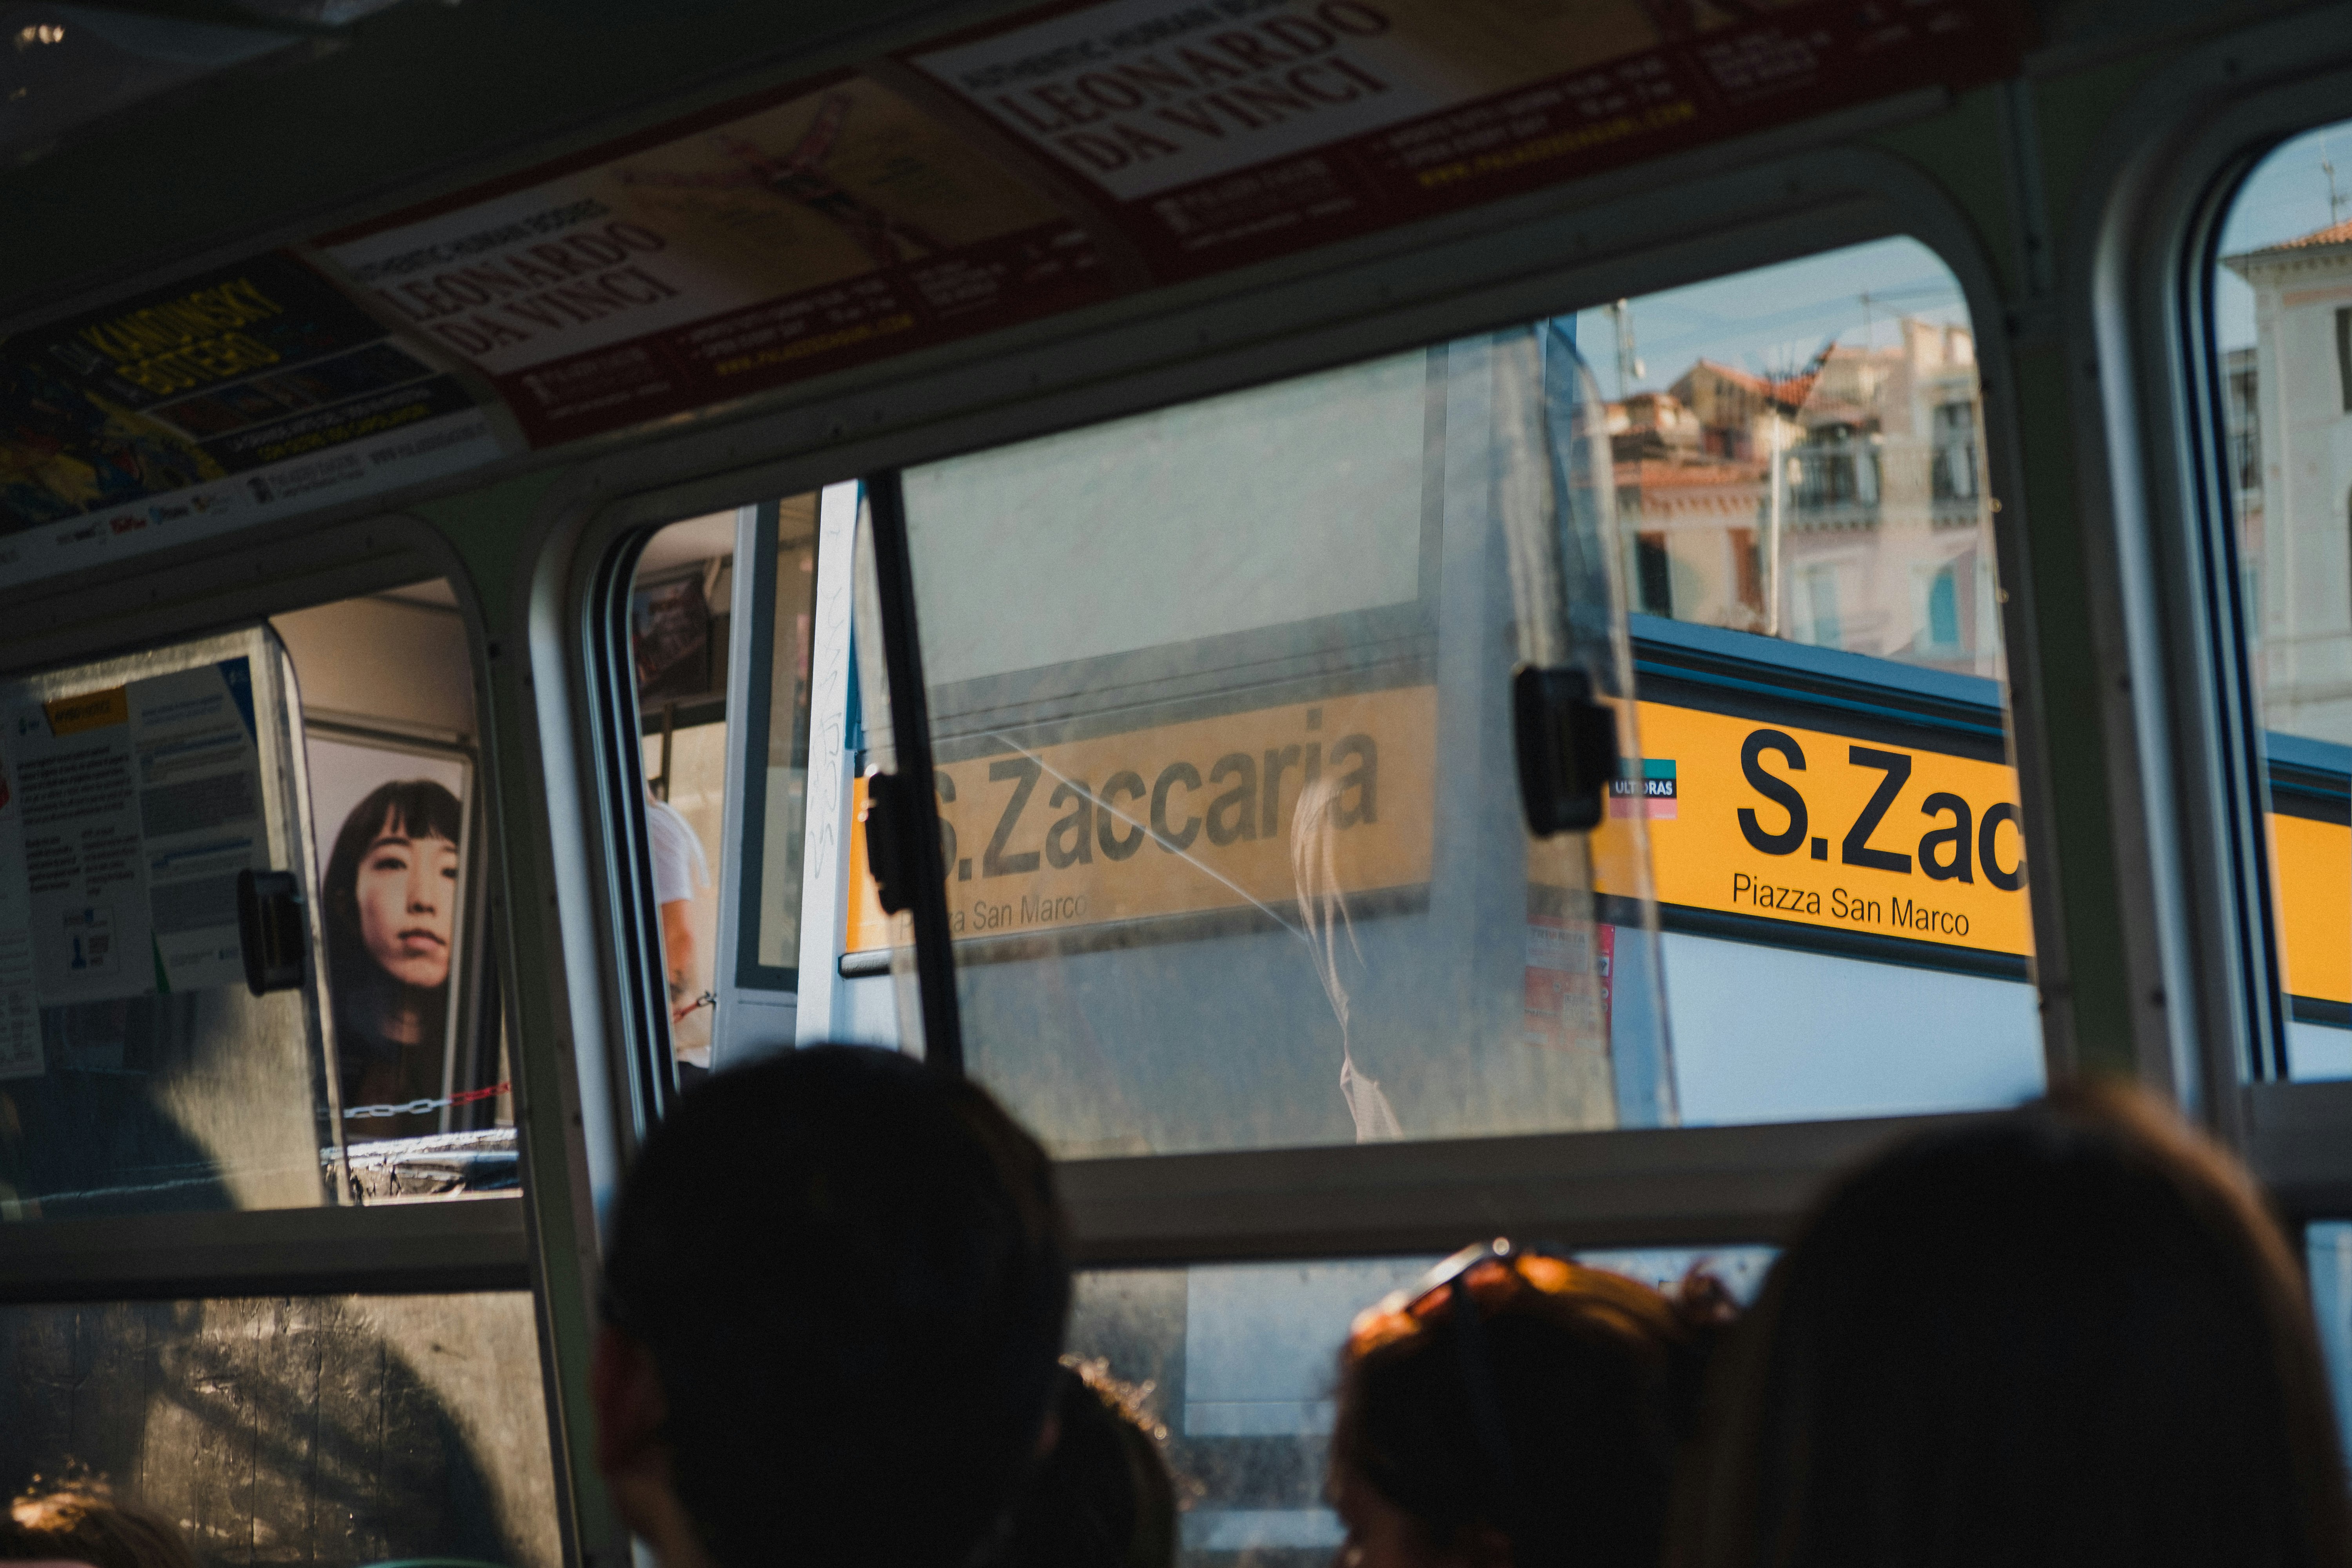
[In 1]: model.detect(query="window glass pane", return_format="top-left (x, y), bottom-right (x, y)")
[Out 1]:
top-left (0, 629), bottom-right (338, 1217)
top-left (1070, 1247), bottom-right (1772, 1565)
top-left (2216, 129), bottom-right (2352, 1079)
top-left (2307, 1221), bottom-right (2352, 1464)
top-left (275, 581), bottom-right (513, 1202)
top-left (0, 1290), bottom-right (556, 1567)
top-left (622, 500), bottom-right (825, 1078)
top-left (1583, 240), bottom-right (2002, 678)
top-left (882, 237), bottom-right (2043, 1154)
top-left (748, 496), bottom-right (821, 977)
top-left (630, 512), bottom-right (735, 1076)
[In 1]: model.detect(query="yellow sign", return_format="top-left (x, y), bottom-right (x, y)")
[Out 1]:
top-left (2273, 811), bottom-right (2351, 1004)
top-left (845, 687), bottom-right (1437, 952)
top-left (42, 686), bottom-right (128, 736)
top-left (837, 685), bottom-right (2352, 995)
top-left (1594, 701), bottom-right (2034, 956)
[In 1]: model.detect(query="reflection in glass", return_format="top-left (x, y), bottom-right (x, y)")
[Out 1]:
top-left (886, 239), bottom-right (2047, 1152)
top-left (902, 332), bottom-right (1667, 1156)
top-left (2216, 126), bottom-right (2352, 1078)
top-left (1580, 239), bottom-right (2001, 679)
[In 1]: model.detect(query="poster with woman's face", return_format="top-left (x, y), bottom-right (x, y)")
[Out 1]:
top-left (309, 739), bottom-right (468, 975)
top-left (306, 734), bottom-right (470, 1117)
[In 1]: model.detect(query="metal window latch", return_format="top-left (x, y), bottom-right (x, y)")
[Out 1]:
top-left (1512, 665), bottom-right (1619, 837)
top-left (236, 868), bottom-right (308, 996)
top-left (863, 771), bottom-right (915, 915)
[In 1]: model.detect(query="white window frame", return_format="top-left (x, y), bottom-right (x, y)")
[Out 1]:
top-left (2071, 6), bottom-right (2352, 1198)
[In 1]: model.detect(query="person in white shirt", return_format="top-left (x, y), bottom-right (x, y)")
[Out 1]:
top-left (644, 784), bottom-right (712, 1079)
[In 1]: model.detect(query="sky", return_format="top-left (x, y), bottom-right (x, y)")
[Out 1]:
top-left (1566, 127), bottom-right (2352, 379)
top-left (2215, 122), bottom-right (2352, 350)
top-left (1571, 236), bottom-right (1970, 402)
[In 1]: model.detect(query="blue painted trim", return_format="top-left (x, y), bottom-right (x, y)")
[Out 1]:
top-left (1629, 613), bottom-right (2005, 741)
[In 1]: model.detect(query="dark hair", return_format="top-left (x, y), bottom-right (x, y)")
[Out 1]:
top-left (322, 779), bottom-right (461, 1100)
top-left (1673, 1082), bottom-right (2352, 1568)
top-left (0, 1480), bottom-right (198, 1568)
top-left (603, 1044), bottom-right (1073, 1568)
top-left (1333, 1256), bottom-right (1730, 1568)
top-left (984, 1360), bottom-right (1178, 1568)
top-left (321, 777), bottom-right (462, 995)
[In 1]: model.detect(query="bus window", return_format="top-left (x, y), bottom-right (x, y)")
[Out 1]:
top-left (629, 513), bottom-right (735, 1085)
top-left (0, 628), bottom-right (337, 1217)
top-left (733, 497), bottom-right (825, 1027)
top-left (618, 499), bottom-right (824, 1094)
top-left (273, 580), bottom-right (509, 1201)
top-left (1067, 1247), bottom-right (1772, 1565)
top-left (880, 236), bottom-right (2043, 1155)
top-left (0, 1290), bottom-right (556, 1567)
top-left (2214, 129), bottom-right (2352, 1080)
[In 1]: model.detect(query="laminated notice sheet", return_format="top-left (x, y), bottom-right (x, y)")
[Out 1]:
top-left (0, 659), bottom-right (271, 1033)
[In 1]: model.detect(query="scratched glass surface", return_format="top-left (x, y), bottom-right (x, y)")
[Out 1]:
top-left (889, 241), bottom-right (2046, 1154)
top-left (0, 1291), bottom-right (559, 1567)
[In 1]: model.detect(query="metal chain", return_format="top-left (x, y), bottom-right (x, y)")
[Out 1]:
top-left (343, 1081), bottom-right (512, 1120)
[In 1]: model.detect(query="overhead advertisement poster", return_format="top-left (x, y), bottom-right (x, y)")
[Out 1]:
top-left (0, 0), bottom-right (2029, 587)
top-left (0, 660), bottom-right (274, 1078)
top-left (0, 254), bottom-right (506, 587)
top-left (312, 74), bottom-right (1115, 448)
top-left (903, 0), bottom-right (2029, 276)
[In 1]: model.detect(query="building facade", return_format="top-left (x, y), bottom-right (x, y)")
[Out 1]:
top-left (2226, 221), bottom-right (2352, 742)
top-left (1615, 317), bottom-right (2001, 677)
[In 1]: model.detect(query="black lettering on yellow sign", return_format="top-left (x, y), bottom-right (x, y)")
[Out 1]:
top-left (1841, 748), bottom-right (1913, 874)
top-left (956, 733), bottom-right (1380, 886)
top-left (1737, 729), bottom-right (1807, 854)
top-left (1980, 803), bottom-right (2024, 892)
top-left (1730, 874), bottom-right (1977, 940)
top-left (1919, 793), bottom-right (1973, 882)
top-left (1737, 727), bottom-right (2025, 891)
top-left (1098, 772), bottom-right (1145, 861)
top-left (1046, 779), bottom-right (1092, 868)
top-left (986, 756), bottom-right (1043, 877)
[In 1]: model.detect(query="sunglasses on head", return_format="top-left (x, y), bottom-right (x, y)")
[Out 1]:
top-left (1347, 1239), bottom-right (1579, 1533)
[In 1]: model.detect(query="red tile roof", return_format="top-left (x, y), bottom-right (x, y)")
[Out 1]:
top-left (2260, 217), bottom-right (2352, 252)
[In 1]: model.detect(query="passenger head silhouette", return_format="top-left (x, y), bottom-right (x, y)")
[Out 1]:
top-left (980, 1358), bottom-right (1177, 1568)
top-left (1330, 1245), bottom-right (1732, 1568)
top-left (595, 1044), bottom-right (1071, 1568)
top-left (1673, 1081), bottom-right (2352, 1568)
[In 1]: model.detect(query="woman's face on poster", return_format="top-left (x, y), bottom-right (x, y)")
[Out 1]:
top-left (356, 809), bottom-right (458, 989)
